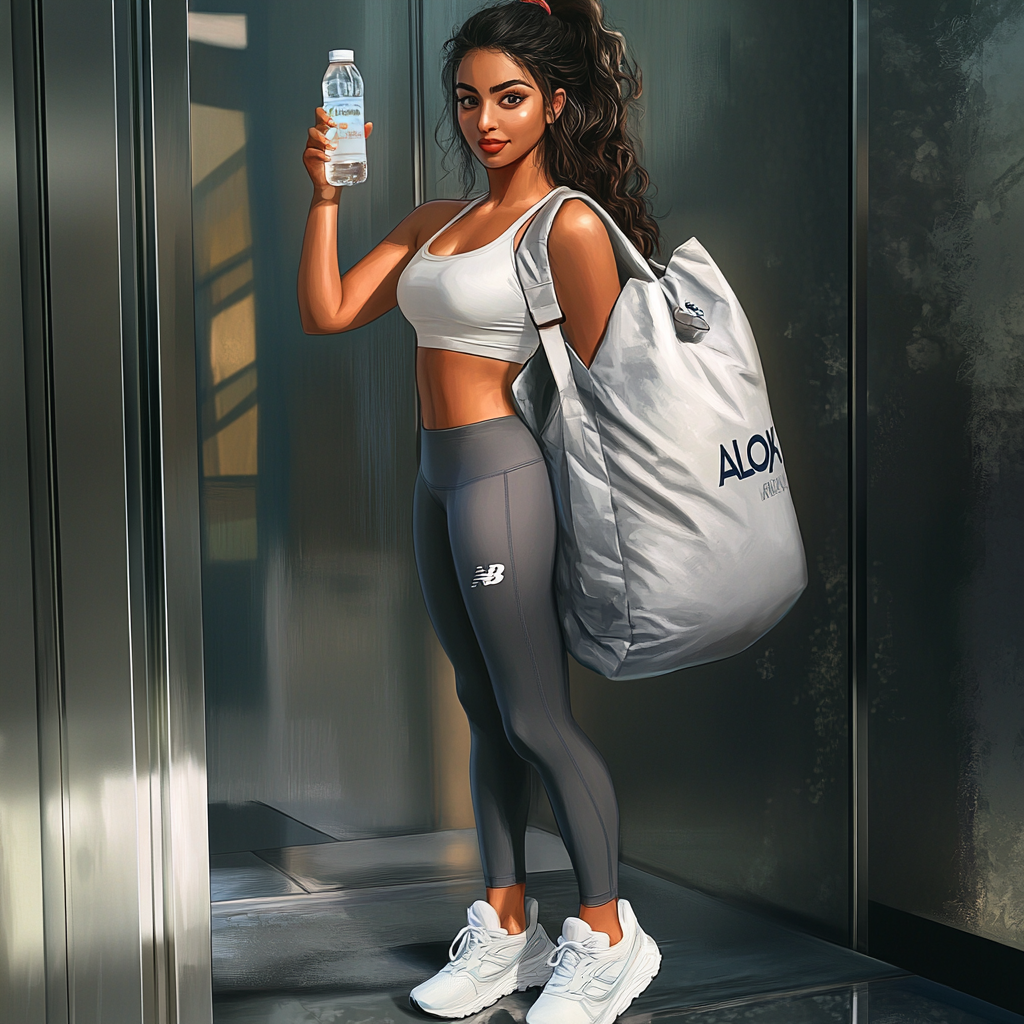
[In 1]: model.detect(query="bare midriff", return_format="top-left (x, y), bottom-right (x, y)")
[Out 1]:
top-left (417, 347), bottom-right (523, 430)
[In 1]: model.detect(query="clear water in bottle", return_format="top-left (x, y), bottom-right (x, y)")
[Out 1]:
top-left (322, 49), bottom-right (366, 186)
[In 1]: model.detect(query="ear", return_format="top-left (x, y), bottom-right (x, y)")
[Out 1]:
top-left (547, 88), bottom-right (567, 124)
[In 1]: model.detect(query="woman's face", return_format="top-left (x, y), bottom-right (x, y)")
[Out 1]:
top-left (455, 48), bottom-right (565, 170)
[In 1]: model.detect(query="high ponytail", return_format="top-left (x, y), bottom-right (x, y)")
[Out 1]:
top-left (439, 0), bottom-right (660, 260)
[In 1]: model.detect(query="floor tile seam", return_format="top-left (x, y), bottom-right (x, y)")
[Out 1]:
top-left (259, 826), bottom-right (481, 854)
top-left (626, 972), bottom-right (912, 1021)
top-left (246, 865), bottom-right (485, 895)
top-left (221, 850), bottom-right (571, 903)
top-left (247, 850), bottom-right (312, 895)
top-left (211, 875), bottom-right (484, 911)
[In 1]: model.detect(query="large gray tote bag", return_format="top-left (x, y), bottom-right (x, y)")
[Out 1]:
top-left (511, 187), bottom-right (807, 680)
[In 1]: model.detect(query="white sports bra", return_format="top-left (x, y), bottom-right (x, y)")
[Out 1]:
top-left (396, 192), bottom-right (555, 364)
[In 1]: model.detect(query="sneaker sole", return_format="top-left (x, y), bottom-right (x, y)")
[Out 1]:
top-left (409, 946), bottom-right (554, 1020)
top-left (602, 933), bottom-right (662, 1024)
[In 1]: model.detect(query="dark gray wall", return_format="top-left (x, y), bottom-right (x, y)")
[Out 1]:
top-left (867, 0), bottom-right (1024, 953)
top-left (422, 0), bottom-right (852, 939)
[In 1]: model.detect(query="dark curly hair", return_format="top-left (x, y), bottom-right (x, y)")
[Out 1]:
top-left (439, 0), bottom-right (660, 260)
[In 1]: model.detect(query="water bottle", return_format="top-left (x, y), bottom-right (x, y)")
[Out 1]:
top-left (322, 49), bottom-right (366, 186)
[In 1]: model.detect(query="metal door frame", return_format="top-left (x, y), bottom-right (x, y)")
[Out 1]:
top-left (7, 0), bottom-right (211, 1020)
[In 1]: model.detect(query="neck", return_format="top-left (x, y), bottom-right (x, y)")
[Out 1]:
top-left (484, 146), bottom-right (554, 207)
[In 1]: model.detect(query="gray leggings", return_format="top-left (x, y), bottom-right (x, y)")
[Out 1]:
top-left (413, 414), bottom-right (619, 906)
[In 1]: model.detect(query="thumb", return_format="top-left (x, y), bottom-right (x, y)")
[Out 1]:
top-left (364, 121), bottom-right (373, 139)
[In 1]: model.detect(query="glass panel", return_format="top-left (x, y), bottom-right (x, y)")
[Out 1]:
top-left (421, 0), bottom-right (852, 938)
top-left (867, 0), bottom-right (1024, 952)
top-left (189, 0), bottom-right (473, 843)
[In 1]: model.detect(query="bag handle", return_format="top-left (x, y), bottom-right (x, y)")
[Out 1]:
top-left (515, 187), bottom-right (656, 332)
top-left (514, 188), bottom-right (656, 393)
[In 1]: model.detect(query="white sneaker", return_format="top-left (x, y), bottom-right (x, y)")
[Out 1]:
top-left (409, 896), bottom-right (556, 1019)
top-left (525, 899), bottom-right (661, 1024)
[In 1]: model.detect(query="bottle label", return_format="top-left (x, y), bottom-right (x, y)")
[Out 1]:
top-left (324, 96), bottom-right (365, 160)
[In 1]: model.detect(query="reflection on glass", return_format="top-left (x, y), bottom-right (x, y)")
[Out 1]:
top-left (191, 0), bottom-right (439, 843)
top-left (192, 100), bottom-right (258, 561)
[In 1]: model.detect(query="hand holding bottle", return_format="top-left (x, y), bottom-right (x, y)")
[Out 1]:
top-left (320, 49), bottom-right (368, 186)
top-left (304, 107), bottom-right (373, 199)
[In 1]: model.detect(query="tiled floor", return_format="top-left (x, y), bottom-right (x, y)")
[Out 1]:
top-left (209, 809), bottom-right (1021, 1024)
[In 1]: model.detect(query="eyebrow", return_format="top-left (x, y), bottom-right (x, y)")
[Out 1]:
top-left (455, 79), bottom-right (535, 94)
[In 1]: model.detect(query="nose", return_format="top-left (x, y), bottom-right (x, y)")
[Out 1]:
top-left (476, 98), bottom-right (499, 133)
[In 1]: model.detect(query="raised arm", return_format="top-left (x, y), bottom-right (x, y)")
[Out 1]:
top-left (547, 200), bottom-right (620, 368)
top-left (298, 107), bottom-right (464, 334)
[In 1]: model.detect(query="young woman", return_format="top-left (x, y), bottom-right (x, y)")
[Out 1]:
top-left (298, 2), bottom-right (661, 1020)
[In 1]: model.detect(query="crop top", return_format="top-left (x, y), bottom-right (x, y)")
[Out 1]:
top-left (396, 192), bottom-right (556, 364)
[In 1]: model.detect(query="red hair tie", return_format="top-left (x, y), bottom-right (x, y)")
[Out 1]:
top-left (521, 0), bottom-right (552, 12)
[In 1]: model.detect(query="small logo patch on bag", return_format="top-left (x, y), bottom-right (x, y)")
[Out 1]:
top-left (471, 564), bottom-right (505, 588)
top-left (761, 475), bottom-right (789, 501)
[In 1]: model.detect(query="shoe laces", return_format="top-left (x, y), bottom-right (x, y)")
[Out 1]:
top-left (448, 923), bottom-right (498, 963)
top-left (545, 936), bottom-right (597, 986)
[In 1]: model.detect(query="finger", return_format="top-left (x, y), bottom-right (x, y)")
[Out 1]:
top-left (307, 126), bottom-right (332, 147)
top-left (364, 121), bottom-right (373, 139)
top-left (314, 107), bottom-right (335, 129)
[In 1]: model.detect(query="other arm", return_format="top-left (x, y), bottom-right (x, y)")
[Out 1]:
top-left (548, 200), bottom-right (620, 368)
top-left (297, 107), bottom-right (463, 334)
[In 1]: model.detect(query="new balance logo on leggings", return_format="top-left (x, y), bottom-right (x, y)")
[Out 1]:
top-left (471, 563), bottom-right (505, 587)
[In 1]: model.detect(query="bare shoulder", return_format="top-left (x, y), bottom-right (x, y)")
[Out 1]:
top-left (549, 199), bottom-right (615, 271)
top-left (551, 199), bottom-right (609, 241)
top-left (549, 199), bottom-right (613, 258)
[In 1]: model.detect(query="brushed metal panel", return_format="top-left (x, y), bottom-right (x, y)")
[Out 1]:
top-left (149, 0), bottom-right (214, 1018)
top-left (11, 0), bottom-right (212, 1018)
top-left (40, 0), bottom-right (146, 1017)
top-left (7, 0), bottom-right (71, 1015)
top-left (0, 0), bottom-right (46, 1017)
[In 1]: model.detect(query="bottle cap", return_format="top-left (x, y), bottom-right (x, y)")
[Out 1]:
top-left (328, 49), bottom-right (354, 63)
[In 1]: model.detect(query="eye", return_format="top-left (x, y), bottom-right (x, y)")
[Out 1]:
top-left (456, 94), bottom-right (478, 109)
top-left (501, 91), bottom-right (526, 107)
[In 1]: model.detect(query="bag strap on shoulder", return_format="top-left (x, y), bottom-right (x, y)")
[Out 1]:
top-left (515, 186), bottom-right (656, 331)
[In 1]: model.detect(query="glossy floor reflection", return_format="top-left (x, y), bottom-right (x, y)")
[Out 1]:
top-left (211, 830), bottom-right (1020, 1024)
top-left (213, 978), bottom-right (1021, 1024)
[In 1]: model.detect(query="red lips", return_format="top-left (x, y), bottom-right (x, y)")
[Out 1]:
top-left (478, 139), bottom-right (509, 153)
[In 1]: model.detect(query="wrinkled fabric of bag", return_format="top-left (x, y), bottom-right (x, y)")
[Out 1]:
top-left (512, 188), bottom-right (807, 680)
